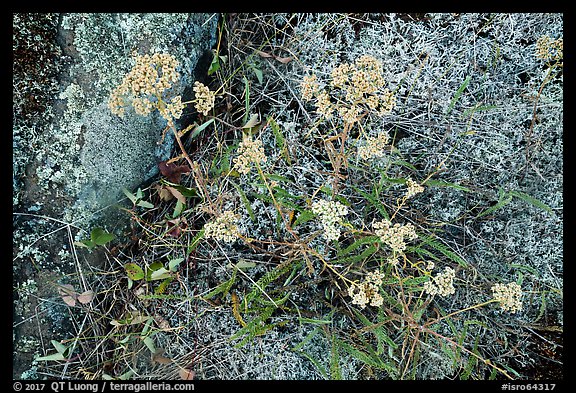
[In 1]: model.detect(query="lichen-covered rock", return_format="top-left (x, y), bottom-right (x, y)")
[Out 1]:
top-left (15, 13), bottom-right (218, 231)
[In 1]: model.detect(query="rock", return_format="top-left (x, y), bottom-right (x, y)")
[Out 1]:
top-left (15, 13), bottom-right (219, 233)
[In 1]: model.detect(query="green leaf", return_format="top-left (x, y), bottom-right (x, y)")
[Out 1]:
top-left (476, 194), bottom-right (513, 218)
top-left (137, 200), bottom-right (154, 209)
top-left (424, 179), bottom-right (471, 192)
top-left (330, 335), bottom-right (342, 380)
top-left (296, 349), bottom-right (328, 379)
top-left (51, 340), bottom-right (69, 355)
top-left (186, 229), bottom-right (205, 256)
top-left (36, 352), bottom-right (67, 361)
top-left (292, 210), bottom-right (315, 228)
top-left (207, 51), bottom-right (221, 75)
top-left (446, 75), bottom-right (471, 115)
top-left (337, 235), bottom-right (381, 257)
top-left (351, 185), bottom-right (389, 220)
top-left (124, 263), bottom-right (145, 281)
top-left (150, 267), bottom-right (172, 281)
top-left (243, 77), bottom-right (250, 125)
top-left (122, 187), bottom-right (138, 204)
top-left (154, 277), bottom-right (174, 295)
top-left (142, 336), bottom-right (156, 353)
top-left (190, 119), bottom-right (215, 140)
top-left (76, 240), bottom-right (95, 249)
top-left (297, 317), bottom-right (332, 325)
top-left (418, 235), bottom-right (468, 267)
top-left (172, 200), bottom-right (184, 218)
top-left (251, 65), bottom-right (263, 84)
top-left (146, 261), bottom-right (165, 281)
top-left (509, 190), bottom-right (553, 214)
top-left (90, 227), bottom-right (115, 245)
top-left (204, 268), bottom-right (237, 300)
top-left (232, 182), bottom-right (256, 222)
top-left (168, 258), bottom-right (185, 272)
top-left (235, 259), bottom-right (257, 270)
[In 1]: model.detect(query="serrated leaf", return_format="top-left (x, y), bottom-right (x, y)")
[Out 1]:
top-left (424, 179), bottom-right (471, 192)
top-left (509, 190), bottom-right (553, 214)
top-left (242, 113), bottom-right (260, 129)
top-left (154, 277), bottom-right (174, 295)
top-left (124, 263), bottom-right (145, 281)
top-left (476, 194), bottom-right (513, 218)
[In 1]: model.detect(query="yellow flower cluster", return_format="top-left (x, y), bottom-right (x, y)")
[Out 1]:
top-left (109, 53), bottom-right (181, 118)
top-left (404, 178), bottom-right (424, 199)
top-left (357, 132), bottom-right (390, 160)
top-left (203, 210), bottom-right (240, 243)
top-left (232, 136), bottom-right (267, 175)
top-left (373, 219), bottom-right (417, 253)
top-left (423, 267), bottom-right (456, 297)
top-left (491, 282), bottom-right (523, 313)
top-left (536, 35), bottom-right (563, 62)
top-left (311, 199), bottom-right (348, 242)
top-left (299, 55), bottom-right (396, 125)
top-left (193, 81), bottom-right (216, 116)
top-left (347, 270), bottom-right (385, 309)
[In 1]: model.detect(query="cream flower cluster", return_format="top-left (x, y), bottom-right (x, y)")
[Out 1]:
top-left (232, 136), bottom-right (267, 175)
top-left (357, 132), bottom-right (390, 160)
top-left (347, 270), bottom-right (385, 309)
top-left (423, 267), bottom-right (456, 297)
top-left (109, 53), bottom-right (181, 118)
top-left (373, 219), bottom-right (417, 253)
top-left (491, 282), bottom-right (523, 313)
top-left (536, 35), bottom-right (563, 62)
top-left (404, 178), bottom-right (424, 199)
top-left (311, 199), bottom-right (348, 242)
top-left (192, 81), bottom-right (216, 116)
top-left (300, 74), bottom-right (319, 101)
top-left (299, 55), bottom-right (396, 125)
top-left (203, 210), bottom-right (240, 243)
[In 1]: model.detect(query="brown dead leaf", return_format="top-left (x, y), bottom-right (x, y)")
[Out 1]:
top-left (158, 161), bottom-right (191, 184)
top-left (155, 184), bottom-right (174, 201)
top-left (77, 290), bottom-right (94, 304)
top-left (166, 217), bottom-right (187, 238)
top-left (256, 50), bottom-right (274, 58)
top-left (275, 56), bottom-right (293, 64)
top-left (152, 348), bottom-right (173, 365)
top-left (154, 315), bottom-right (172, 330)
top-left (57, 284), bottom-right (77, 307)
top-left (166, 186), bottom-right (186, 205)
top-left (179, 368), bottom-right (196, 380)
